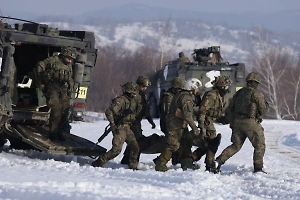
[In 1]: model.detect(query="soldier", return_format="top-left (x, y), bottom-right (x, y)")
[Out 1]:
top-left (134, 76), bottom-right (156, 135)
top-left (159, 77), bottom-right (185, 135)
top-left (193, 75), bottom-right (232, 173)
top-left (214, 72), bottom-right (269, 173)
top-left (177, 52), bottom-right (190, 62)
top-left (120, 76), bottom-right (156, 165)
top-left (155, 78), bottom-right (202, 172)
top-left (34, 47), bottom-right (77, 141)
top-left (92, 82), bottom-right (140, 170)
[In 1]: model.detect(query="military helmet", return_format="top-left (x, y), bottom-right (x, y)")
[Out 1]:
top-left (179, 52), bottom-right (184, 57)
top-left (212, 75), bottom-right (232, 87)
top-left (184, 78), bottom-right (202, 91)
top-left (171, 77), bottom-right (185, 89)
top-left (122, 82), bottom-right (138, 94)
top-left (136, 76), bottom-right (151, 87)
top-left (61, 47), bottom-right (77, 59)
top-left (246, 72), bottom-right (261, 83)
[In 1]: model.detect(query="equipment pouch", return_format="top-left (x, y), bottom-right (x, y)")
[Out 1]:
top-left (175, 108), bottom-right (184, 119)
top-left (53, 69), bottom-right (59, 80)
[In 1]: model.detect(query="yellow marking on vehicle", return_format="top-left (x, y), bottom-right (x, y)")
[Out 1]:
top-left (78, 87), bottom-right (88, 99)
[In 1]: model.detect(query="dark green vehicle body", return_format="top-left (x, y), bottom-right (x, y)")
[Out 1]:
top-left (148, 46), bottom-right (246, 118)
top-left (0, 17), bottom-right (106, 156)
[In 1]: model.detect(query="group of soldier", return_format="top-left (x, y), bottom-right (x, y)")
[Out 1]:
top-left (32, 47), bottom-right (269, 173)
top-left (91, 64), bottom-right (269, 173)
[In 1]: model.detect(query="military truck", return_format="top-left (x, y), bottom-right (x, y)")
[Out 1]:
top-left (148, 46), bottom-right (246, 118)
top-left (0, 16), bottom-right (106, 156)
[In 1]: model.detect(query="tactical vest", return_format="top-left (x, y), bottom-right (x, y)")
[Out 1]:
top-left (203, 90), bottom-right (224, 120)
top-left (233, 87), bottom-right (256, 118)
top-left (44, 56), bottom-right (72, 84)
top-left (112, 95), bottom-right (137, 125)
top-left (159, 91), bottom-right (174, 117)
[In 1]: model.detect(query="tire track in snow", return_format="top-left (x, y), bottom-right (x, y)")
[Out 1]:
top-left (265, 129), bottom-right (300, 161)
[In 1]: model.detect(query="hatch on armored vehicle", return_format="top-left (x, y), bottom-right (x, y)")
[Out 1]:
top-left (148, 46), bottom-right (246, 118)
top-left (0, 16), bottom-right (106, 156)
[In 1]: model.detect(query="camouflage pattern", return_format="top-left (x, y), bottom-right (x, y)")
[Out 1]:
top-left (159, 77), bottom-right (185, 134)
top-left (94, 92), bottom-right (139, 169)
top-left (134, 89), bottom-right (155, 138)
top-left (155, 90), bottom-right (199, 171)
top-left (194, 87), bottom-right (227, 169)
top-left (171, 77), bottom-right (185, 89)
top-left (211, 75), bottom-right (232, 87)
top-left (34, 54), bottom-right (74, 140)
top-left (120, 80), bottom-right (156, 165)
top-left (177, 52), bottom-right (190, 62)
top-left (61, 47), bottom-right (77, 59)
top-left (216, 78), bottom-right (269, 171)
top-left (159, 88), bottom-right (175, 135)
top-left (246, 72), bottom-right (261, 83)
top-left (136, 76), bottom-right (151, 87)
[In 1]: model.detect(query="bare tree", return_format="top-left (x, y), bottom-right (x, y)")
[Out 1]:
top-left (249, 27), bottom-right (299, 120)
top-left (86, 45), bottom-right (162, 112)
top-left (281, 55), bottom-right (300, 120)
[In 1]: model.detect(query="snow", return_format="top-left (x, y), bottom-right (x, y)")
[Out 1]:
top-left (1, 118), bottom-right (300, 199)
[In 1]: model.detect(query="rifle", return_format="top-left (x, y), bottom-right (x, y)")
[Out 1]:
top-left (90, 124), bottom-right (111, 150)
top-left (91, 108), bottom-right (134, 150)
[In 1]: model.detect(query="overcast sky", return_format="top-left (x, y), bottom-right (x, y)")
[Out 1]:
top-left (1, 0), bottom-right (300, 16)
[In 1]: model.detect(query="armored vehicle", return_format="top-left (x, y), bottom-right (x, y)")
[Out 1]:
top-left (148, 46), bottom-right (246, 118)
top-left (0, 16), bottom-right (106, 156)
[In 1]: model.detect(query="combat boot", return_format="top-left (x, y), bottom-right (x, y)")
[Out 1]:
top-left (155, 163), bottom-right (169, 172)
top-left (180, 158), bottom-right (200, 171)
top-left (155, 148), bottom-right (172, 172)
top-left (214, 158), bottom-right (223, 171)
top-left (253, 168), bottom-right (267, 174)
top-left (192, 148), bottom-right (206, 162)
top-left (171, 151), bottom-right (180, 165)
top-left (153, 156), bottom-right (158, 164)
top-left (128, 162), bottom-right (138, 170)
top-left (91, 155), bottom-right (107, 167)
top-left (57, 131), bottom-right (66, 141)
top-left (254, 164), bottom-right (267, 173)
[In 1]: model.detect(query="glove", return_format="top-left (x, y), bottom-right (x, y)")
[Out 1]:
top-left (192, 128), bottom-right (200, 136)
top-left (110, 123), bottom-right (118, 134)
top-left (200, 127), bottom-right (207, 138)
top-left (198, 122), bottom-right (204, 129)
top-left (150, 121), bottom-right (156, 129)
top-left (39, 84), bottom-right (45, 92)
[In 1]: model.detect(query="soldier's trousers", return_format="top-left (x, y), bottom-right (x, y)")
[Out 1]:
top-left (192, 118), bottom-right (219, 169)
top-left (156, 128), bottom-right (192, 166)
top-left (102, 125), bottom-right (140, 168)
top-left (216, 118), bottom-right (265, 170)
top-left (46, 86), bottom-right (70, 135)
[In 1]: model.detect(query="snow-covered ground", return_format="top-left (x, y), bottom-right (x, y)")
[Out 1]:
top-left (1, 118), bottom-right (300, 200)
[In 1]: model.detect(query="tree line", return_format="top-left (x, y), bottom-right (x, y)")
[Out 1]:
top-left (86, 38), bottom-right (300, 121)
top-left (249, 28), bottom-right (300, 120)
top-left (86, 45), bottom-right (176, 112)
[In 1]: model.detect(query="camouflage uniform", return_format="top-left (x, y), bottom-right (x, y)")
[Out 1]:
top-left (121, 76), bottom-right (156, 165)
top-left (215, 72), bottom-right (269, 172)
top-left (155, 78), bottom-right (201, 172)
top-left (193, 76), bottom-right (232, 172)
top-left (34, 47), bottom-right (76, 141)
top-left (92, 82), bottom-right (140, 170)
top-left (133, 89), bottom-right (155, 138)
top-left (159, 77), bottom-right (185, 135)
top-left (177, 52), bottom-right (190, 62)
